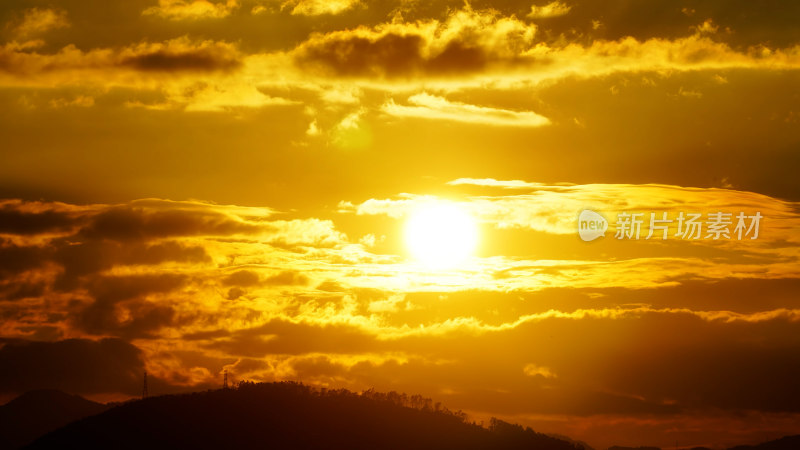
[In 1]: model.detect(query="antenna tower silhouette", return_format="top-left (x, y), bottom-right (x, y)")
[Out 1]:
top-left (223, 369), bottom-right (228, 389)
top-left (142, 371), bottom-right (149, 399)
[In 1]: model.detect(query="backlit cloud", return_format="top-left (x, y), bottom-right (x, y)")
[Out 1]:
top-left (527, 1), bottom-right (572, 19)
top-left (283, 0), bottom-right (362, 16)
top-left (143, 0), bottom-right (240, 21)
top-left (11, 7), bottom-right (70, 39)
top-left (293, 7), bottom-right (538, 78)
top-left (382, 93), bottom-right (551, 127)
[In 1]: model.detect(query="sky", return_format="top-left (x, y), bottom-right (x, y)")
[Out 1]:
top-left (1, 1), bottom-right (799, 448)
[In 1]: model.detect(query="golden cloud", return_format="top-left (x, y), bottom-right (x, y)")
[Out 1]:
top-left (11, 7), bottom-right (70, 39)
top-left (282, 0), bottom-right (362, 16)
top-left (291, 7), bottom-right (800, 85)
top-left (2, 6), bottom-right (799, 116)
top-left (293, 7), bottom-right (538, 78)
top-left (344, 180), bottom-right (800, 239)
top-left (527, 1), bottom-right (572, 19)
top-left (382, 93), bottom-right (550, 127)
top-left (0, 37), bottom-right (242, 79)
top-left (143, 0), bottom-right (240, 21)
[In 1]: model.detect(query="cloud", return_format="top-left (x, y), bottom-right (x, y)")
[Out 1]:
top-left (119, 39), bottom-right (242, 72)
top-left (523, 363), bottom-right (557, 378)
top-left (206, 318), bottom-right (377, 356)
top-left (345, 181), bottom-right (800, 238)
top-left (77, 273), bottom-right (185, 338)
top-left (292, 6), bottom-right (800, 84)
top-left (172, 305), bottom-right (800, 418)
top-left (294, 7), bottom-right (538, 78)
top-left (264, 270), bottom-right (310, 286)
top-left (266, 218), bottom-right (349, 249)
top-left (0, 195), bottom-right (798, 449)
top-left (0, 37), bottom-right (243, 78)
top-left (382, 93), bottom-right (550, 127)
top-left (518, 35), bottom-right (800, 81)
top-left (446, 178), bottom-right (557, 189)
top-left (694, 19), bottom-right (720, 35)
top-left (11, 8), bottom-right (70, 39)
top-left (0, 240), bottom-right (48, 278)
top-left (283, 0), bottom-right (362, 16)
top-left (1, 186), bottom-right (789, 318)
top-left (0, 200), bottom-right (82, 236)
top-left (79, 199), bottom-right (267, 242)
top-left (53, 239), bottom-right (210, 289)
top-left (219, 269), bottom-right (309, 299)
top-left (527, 1), bottom-right (572, 19)
top-left (0, 198), bottom-right (362, 345)
top-left (0, 195), bottom-right (797, 419)
top-left (222, 270), bottom-right (261, 287)
top-left (0, 2), bottom-right (798, 445)
top-left (143, 0), bottom-right (240, 21)
top-left (2, 5), bottom-right (799, 118)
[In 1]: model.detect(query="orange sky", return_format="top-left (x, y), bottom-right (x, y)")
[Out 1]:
top-left (1, 1), bottom-right (800, 448)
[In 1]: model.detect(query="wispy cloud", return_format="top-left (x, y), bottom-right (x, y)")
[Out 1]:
top-left (11, 7), bottom-right (69, 39)
top-left (527, 1), bottom-right (572, 19)
top-left (382, 93), bottom-right (550, 127)
top-left (143, 0), bottom-right (240, 21)
top-left (282, 0), bottom-right (362, 16)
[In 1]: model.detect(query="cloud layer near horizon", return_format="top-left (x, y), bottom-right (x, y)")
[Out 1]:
top-left (0, 184), bottom-right (797, 430)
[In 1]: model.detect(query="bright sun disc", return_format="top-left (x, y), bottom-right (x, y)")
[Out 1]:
top-left (405, 202), bottom-right (478, 269)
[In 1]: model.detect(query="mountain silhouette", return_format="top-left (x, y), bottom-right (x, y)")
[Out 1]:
top-left (728, 435), bottom-right (800, 450)
top-left (608, 446), bottom-right (660, 450)
top-left (0, 389), bottom-right (107, 449)
top-left (607, 434), bottom-right (800, 450)
top-left (26, 381), bottom-right (581, 450)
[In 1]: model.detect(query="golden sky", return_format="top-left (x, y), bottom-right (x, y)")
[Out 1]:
top-left (1, 1), bottom-right (800, 448)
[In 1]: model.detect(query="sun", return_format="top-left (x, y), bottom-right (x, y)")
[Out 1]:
top-left (404, 201), bottom-right (479, 269)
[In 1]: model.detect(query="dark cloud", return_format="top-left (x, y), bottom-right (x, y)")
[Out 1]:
top-left (86, 273), bottom-right (187, 304)
top-left (222, 269), bottom-right (309, 290)
top-left (295, 31), bottom-right (501, 78)
top-left (0, 279), bottom-right (46, 302)
top-left (0, 40), bottom-right (243, 78)
top-left (222, 270), bottom-right (260, 287)
top-left (53, 239), bottom-right (209, 289)
top-left (297, 33), bottom-right (427, 78)
top-left (182, 329), bottom-right (231, 341)
top-left (385, 277), bottom-right (800, 329)
top-left (0, 202), bottom-right (78, 235)
top-left (316, 280), bottom-right (346, 292)
top-left (80, 206), bottom-right (259, 242)
top-left (225, 287), bottom-right (246, 300)
top-left (529, 0), bottom-right (800, 48)
top-left (0, 240), bottom-right (46, 278)
top-left (75, 273), bottom-right (187, 338)
top-left (0, 338), bottom-right (144, 395)
top-left (124, 240), bottom-right (210, 265)
top-left (264, 270), bottom-right (309, 286)
top-left (207, 319), bottom-right (377, 357)
top-left (189, 303), bottom-right (800, 416)
top-left (383, 309), bottom-right (800, 416)
top-left (382, 0), bottom-right (800, 48)
top-left (119, 46), bottom-right (242, 72)
top-left (292, 6), bottom-right (542, 79)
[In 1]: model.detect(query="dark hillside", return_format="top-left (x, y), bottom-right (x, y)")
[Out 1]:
top-left (28, 382), bottom-right (580, 450)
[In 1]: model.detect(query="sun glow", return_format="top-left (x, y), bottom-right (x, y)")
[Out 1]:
top-left (404, 201), bottom-right (479, 269)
